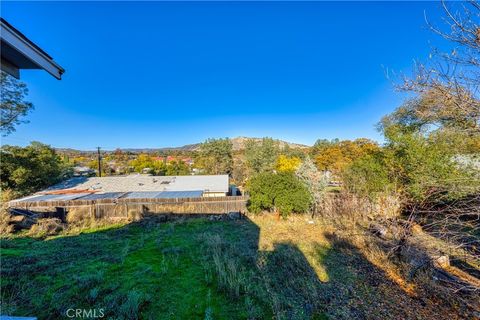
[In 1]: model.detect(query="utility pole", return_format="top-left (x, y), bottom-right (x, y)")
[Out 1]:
top-left (97, 147), bottom-right (102, 177)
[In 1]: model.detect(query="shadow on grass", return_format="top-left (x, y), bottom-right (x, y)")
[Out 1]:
top-left (0, 214), bottom-right (465, 319)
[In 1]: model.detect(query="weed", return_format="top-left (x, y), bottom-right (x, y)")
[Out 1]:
top-left (159, 254), bottom-right (168, 275)
top-left (75, 271), bottom-right (104, 290)
top-left (118, 291), bottom-right (146, 320)
top-left (28, 218), bottom-right (65, 237)
top-left (244, 296), bottom-right (262, 320)
top-left (88, 287), bottom-right (99, 303)
top-left (204, 306), bottom-right (214, 320)
top-left (120, 240), bottom-right (131, 264)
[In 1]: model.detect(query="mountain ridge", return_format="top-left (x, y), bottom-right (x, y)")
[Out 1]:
top-left (55, 137), bottom-right (310, 153)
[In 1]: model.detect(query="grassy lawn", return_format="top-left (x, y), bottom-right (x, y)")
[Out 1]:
top-left (0, 215), bottom-right (462, 319)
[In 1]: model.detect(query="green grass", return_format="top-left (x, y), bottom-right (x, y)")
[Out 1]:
top-left (1, 218), bottom-right (329, 319)
top-left (1, 216), bottom-right (459, 319)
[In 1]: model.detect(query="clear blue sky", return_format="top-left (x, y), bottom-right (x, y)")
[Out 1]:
top-left (1, 1), bottom-right (448, 150)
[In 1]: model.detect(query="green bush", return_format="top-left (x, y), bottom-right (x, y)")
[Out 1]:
top-left (342, 153), bottom-right (392, 199)
top-left (0, 142), bottom-right (72, 197)
top-left (247, 172), bottom-right (311, 217)
top-left (343, 131), bottom-right (479, 204)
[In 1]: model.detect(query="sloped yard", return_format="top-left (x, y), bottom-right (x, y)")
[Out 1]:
top-left (0, 215), bottom-right (468, 319)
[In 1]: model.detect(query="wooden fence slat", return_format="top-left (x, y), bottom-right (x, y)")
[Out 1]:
top-left (9, 196), bottom-right (249, 218)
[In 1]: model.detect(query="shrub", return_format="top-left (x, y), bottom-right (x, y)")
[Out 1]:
top-left (295, 156), bottom-right (328, 214)
top-left (385, 131), bottom-right (478, 203)
top-left (1, 188), bottom-right (21, 204)
top-left (66, 208), bottom-right (92, 225)
top-left (0, 142), bottom-right (72, 197)
top-left (0, 208), bottom-right (14, 234)
top-left (247, 172), bottom-right (311, 217)
top-left (342, 153), bottom-right (392, 199)
top-left (342, 132), bottom-right (479, 205)
top-left (28, 218), bottom-right (65, 237)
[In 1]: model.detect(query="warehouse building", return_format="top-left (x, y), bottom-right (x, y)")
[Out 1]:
top-left (10, 174), bottom-right (230, 205)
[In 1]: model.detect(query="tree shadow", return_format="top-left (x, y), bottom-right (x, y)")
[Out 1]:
top-left (317, 232), bottom-right (477, 320)
top-left (0, 214), bottom-right (469, 319)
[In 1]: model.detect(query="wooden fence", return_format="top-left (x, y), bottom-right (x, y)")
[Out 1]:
top-left (9, 196), bottom-right (249, 219)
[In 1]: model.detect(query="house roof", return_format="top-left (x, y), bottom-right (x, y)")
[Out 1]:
top-left (42, 174), bottom-right (229, 193)
top-left (10, 190), bottom-right (206, 204)
top-left (9, 175), bottom-right (230, 205)
top-left (0, 18), bottom-right (65, 79)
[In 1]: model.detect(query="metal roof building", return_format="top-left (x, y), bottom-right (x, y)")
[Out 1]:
top-left (9, 175), bottom-right (230, 205)
top-left (43, 175), bottom-right (229, 194)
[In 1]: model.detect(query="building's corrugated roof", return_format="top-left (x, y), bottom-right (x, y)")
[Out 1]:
top-left (78, 192), bottom-right (126, 200)
top-left (13, 193), bottom-right (91, 203)
top-left (120, 191), bottom-right (203, 199)
top-left (14, 194), bottom-right (59, 202)
top-left (52, 193), bottom-right (92, 201)
top-left (122, 192), bottom-right (162, 199)
top-left (155, 190), bottom-right (203, 198)
top-left (11, 190), bottom-right (206, 204)
top-left (44, 175), bottom-right (229, 193)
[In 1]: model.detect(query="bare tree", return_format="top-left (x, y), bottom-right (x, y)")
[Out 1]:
top-left (398, 1), bottom-right (480, 135)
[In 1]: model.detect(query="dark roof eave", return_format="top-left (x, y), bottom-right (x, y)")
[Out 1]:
top-left (0, 18), bottom-right (65, 79)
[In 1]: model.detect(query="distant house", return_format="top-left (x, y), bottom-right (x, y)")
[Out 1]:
top-left (155, 156), bottom-right (194, 166)
top-left (192, 168), bottom-right (204, 175)
top-left (73, 166), bottom-right (95, 177)
top-left (0, 18), bottom-right (64, 79)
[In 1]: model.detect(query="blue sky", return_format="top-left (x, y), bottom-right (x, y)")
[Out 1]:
top-left (1, 1), bottom-right (448, 150)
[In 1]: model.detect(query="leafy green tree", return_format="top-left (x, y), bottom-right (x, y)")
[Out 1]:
top-left (312, 138), bottom-right (379, 174)
top-left (281, 144), bottom-right (306, 159)
top-left (196, 138), bottom-right (233, 175)
top-left (380, 94), bottom-right (480, 154)
top-left (383, 128), bottom-right (476, 203)
top-left (342, 153), bottom-right (392, 199)
top-left (231, 157), bottom-right (248, 186)
top-left (310, 138), bottom-right (338, 156)
top-left (370, 2), bottom-right (480, 203)
top-left (344, 123), bottom-right (478, 204)
top-left (151, 161), bottom-right (167, 176)
top-left (166, 160), bottom-right (190, 176)
top-left (129, 154), bottom-right (166, 175)
top-left (0, 142), bottom-right (72, 198)
top-left (0, 71), bottom-right (34, 135)
top-left (244, 137), bottom-right (280, 175)
top-left (247, 172), bottom-right (311, 218)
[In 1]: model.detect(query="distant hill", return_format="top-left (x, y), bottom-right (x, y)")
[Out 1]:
top-left (229, 137), bottom-right (309, 151)
top-left (56, 137), bottom-right (309, 153)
